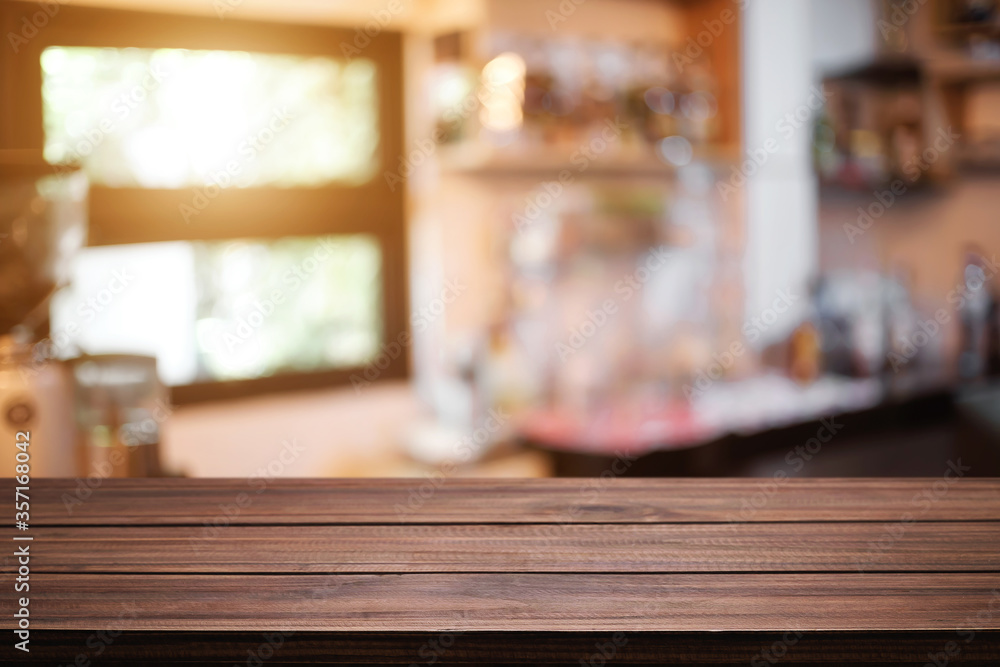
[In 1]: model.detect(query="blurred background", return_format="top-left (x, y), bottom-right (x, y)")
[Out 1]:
top-left (2, 0), bottom-right (1000, 480)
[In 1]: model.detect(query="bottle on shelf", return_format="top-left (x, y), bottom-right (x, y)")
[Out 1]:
top-left (958, 247), bottom-right (993, 382)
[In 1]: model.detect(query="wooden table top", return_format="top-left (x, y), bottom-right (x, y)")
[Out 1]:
top-left (5, 477), bottom-right (1000, 664)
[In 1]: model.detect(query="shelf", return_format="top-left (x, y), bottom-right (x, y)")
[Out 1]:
top-left (825, 55), bottom-right (1000, 86)
top-left (437, 143), bottom-right (736, 177)
top-left (927, 56), bottom-right (1000, 82)
top-left (817, 180), bottom-right (947, 202)
top-left (936, 21), bottom-right (1000, 36)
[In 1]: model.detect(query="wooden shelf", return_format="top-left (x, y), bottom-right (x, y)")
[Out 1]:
top-left (438, 142), bottom-right (736, 177)
top-left (936, 21), bottom-right (1000, 35)
top-left (927, 56), bottom-right (1000, 82)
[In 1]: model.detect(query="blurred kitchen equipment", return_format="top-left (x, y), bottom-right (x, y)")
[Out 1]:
top-left (72, 354), bottom-right (167, 478)
top-left (0, 152), bottom-right (87, 477)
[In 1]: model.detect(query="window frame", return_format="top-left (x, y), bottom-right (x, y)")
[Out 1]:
top-left (0, 2), bottom-right (409, 404)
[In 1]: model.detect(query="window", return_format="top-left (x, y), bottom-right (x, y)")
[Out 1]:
top-left (0, 2), bottom-right (406, 402)
top-left (50, 235), bottom-right (382, 386)
top-left (41, 47), bottom-right (380, 188)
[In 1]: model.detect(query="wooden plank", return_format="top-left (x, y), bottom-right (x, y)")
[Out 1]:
top-left (16, 477), bottom-right (1000, 525)
top-left (15, 630), bottom-right (1000, 665)
top-left (4, 522), bottom-right (999, 574)
top-left (12, 573), bottom-right (1000, 632)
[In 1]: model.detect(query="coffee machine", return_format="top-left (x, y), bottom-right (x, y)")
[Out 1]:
top-left (0, 152), bottom-right (88, 477)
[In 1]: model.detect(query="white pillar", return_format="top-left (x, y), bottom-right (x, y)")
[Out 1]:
top-left (741, 0), bottom-right (819, 345)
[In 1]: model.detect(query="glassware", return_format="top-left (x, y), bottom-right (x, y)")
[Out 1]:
top-left (71, 354), bottom-right (168, 478)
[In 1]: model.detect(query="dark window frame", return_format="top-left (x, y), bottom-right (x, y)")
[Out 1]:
top-left (0, 1), bottom-right (409, 404)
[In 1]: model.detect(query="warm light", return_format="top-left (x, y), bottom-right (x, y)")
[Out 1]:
top-left (479, 52), bottom-right (526, 133)
top-left (41, 47), bottom-right (379, 188)
top-left (482, 52), bottom-right (526, 87)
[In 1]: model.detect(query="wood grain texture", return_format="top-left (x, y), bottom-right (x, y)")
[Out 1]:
top-left (15, 477), bottom-right (1000, 525)
top-left (12, 572), bottom-right (1000, 632)
top-left (4, 522), bottom-right (999, 574)
top-left (11, 630), bottom-right (1000, 665)
top-left (5, 477), bottom-right (1000, 663)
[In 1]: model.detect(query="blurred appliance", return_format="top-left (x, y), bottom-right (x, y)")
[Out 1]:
top-left (0, 152), bottom-right (87, 477)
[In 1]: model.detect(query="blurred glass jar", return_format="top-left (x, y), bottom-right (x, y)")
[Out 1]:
top-left (71, 354), bottom-right (168, 478)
